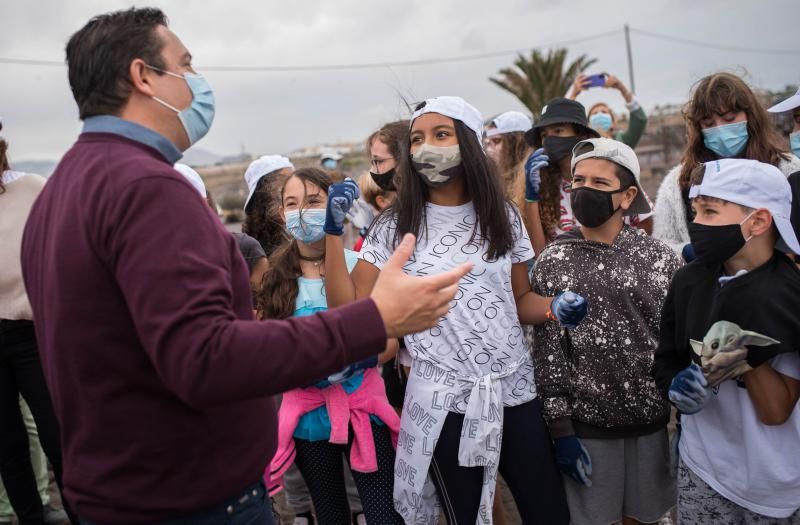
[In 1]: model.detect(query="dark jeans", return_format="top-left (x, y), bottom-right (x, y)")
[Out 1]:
top-left (429, 399), bottom-right (570, 525)
top-left (80, 481), bottom-right (273, 525)
top-left (0, 319), bottom-right (76, 525)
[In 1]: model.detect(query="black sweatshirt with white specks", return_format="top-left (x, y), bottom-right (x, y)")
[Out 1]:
top-left (529, 225), bottom-right (683, 439)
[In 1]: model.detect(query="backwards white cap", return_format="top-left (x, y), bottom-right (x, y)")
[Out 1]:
top-left (174, 163), bottom-right (207, 198)
top-left (243, 155), bottom-right (294, 211)
top-left (689, 159), bottom-right (800, 255)
top-left (486, 111), bottom-right (533, 137)
top-left (411, 96), bottom-right (483, 148)
top-left (768, 87), bottom-right (800, 113)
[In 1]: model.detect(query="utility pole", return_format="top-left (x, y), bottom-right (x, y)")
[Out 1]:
top-left (625, 24), bottom-right (635, 93)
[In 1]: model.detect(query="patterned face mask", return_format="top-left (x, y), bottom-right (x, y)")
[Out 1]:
top-left (410, 143), bottom-right (464, 187)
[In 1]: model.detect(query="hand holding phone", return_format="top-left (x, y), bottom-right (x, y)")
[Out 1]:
top-left (586, 73), bottom-right (607, 88)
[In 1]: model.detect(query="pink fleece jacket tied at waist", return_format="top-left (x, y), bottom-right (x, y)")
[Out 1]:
top-left (267, 367), bottom-right (400, 494)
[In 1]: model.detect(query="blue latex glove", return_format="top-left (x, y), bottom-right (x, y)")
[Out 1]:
top-left (327, 355), bottom-right (379, 384)
top-left (550, 291), bottom-right (588, 329)
top-left (681, 243), bottom-right (696, 263)
top-left (668, 363), bottom-right (710, 415)
top-left (555, 436), bottom-right (592, 487)
top-left (524, 148), bottom-right (549, 202)
top-left (324, 178), bottom-right (359, 236)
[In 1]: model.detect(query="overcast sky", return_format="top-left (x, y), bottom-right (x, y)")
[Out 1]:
top-left (2, 0), bottom-right (799, 162)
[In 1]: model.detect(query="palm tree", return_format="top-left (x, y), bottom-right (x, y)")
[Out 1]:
top-left (490, 48), bottom-right (597, 118)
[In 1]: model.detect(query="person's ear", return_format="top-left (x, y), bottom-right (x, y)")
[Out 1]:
top-left (748, 209), bottom-right (773, 237)
top-left (619, 186), bottom-right (638, 211)
top-left (129, 58), bottom-right (159, 97)
top-left (278, 206), bottom-right (286, 223)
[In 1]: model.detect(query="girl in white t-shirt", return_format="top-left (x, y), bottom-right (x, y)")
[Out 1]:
top-left (324, 97), bottom-right (588, 524)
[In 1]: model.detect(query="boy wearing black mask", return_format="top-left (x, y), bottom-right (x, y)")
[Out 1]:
top-left (522, 98), bottom-right (654, 251)
top-left (653, 159), bottom-right (800, 523)
top-left (530, 138), bottom-right (682, 525)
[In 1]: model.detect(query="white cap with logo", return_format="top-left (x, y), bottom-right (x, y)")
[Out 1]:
top-left (689, 159), bottom-right (800, 254)
top-left (570, 137), bottom-right (651, 216)
top-left (486, 111), bottom-right (533, 137)
top-left (411, 96), bottom-right (483, 148)
top-left (174, 163), bottom-right (207, 198)
top-left (243, 155), bottom-right (294, 211)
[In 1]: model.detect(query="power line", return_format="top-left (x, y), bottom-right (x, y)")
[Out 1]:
top-left (1, 26), bottom-right (798, 73)
top-left (630, 28), bottom-right (800, 55)
top-left (0, 30), bottom-right (623, 72)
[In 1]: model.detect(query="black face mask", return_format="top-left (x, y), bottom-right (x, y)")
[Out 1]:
top-left (543, 136), bottom-right (580, 163)
top-left (570, 186), bottom-right (627, 228)
top-left (370, 168), bottom-right (396, 191)
top-left (688, 222), bottom-right (747, 265)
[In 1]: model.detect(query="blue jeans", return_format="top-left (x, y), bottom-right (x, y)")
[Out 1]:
top-left (81, 481), bottom-right (273, 525)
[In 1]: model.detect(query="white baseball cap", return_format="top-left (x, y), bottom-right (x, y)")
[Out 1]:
top-left (321, 152), bottom-right (343, 161)
top-left (243, 155), bottom-right (294, 211)
top-left (768, 87), bottom-right (800, 113)
top-left (570, 138), bottom-right (651, 216)
top-left (411, 96), bottom-right (483, 148)
top-left (486, 111), bottom-right (532, 137)
top-left (174, 163), bottom-right (207, 198)
top-left (689, 159), bottom-right (800, 254)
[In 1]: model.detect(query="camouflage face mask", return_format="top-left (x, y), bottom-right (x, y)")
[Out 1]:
top-left (410, 143), bottom-right (464, 187)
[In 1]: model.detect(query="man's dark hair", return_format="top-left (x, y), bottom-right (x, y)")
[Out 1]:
top-left (66, 8), bottom-right (168, 119)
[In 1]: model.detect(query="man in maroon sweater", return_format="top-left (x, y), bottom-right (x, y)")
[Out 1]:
top-left (20, 8), bottom-right (469, 525)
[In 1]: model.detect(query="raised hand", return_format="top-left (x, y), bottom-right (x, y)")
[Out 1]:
top-left (524, 148), bottom-right (549, 202)
top-left (324, 178), bottom-right (359, 236)
top-left (371, 234), bottom-right (472, 338)
top-left (550, 291), bottom-right (588, 329)
top-left (568, 74), bottom-right (592, 99)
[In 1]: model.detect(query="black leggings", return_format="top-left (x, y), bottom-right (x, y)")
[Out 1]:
top-left (0, 320), bottom-right (77, 524)
top-left (294, 421), bottom-right (403, 525)
top-left (429, 399), bottom-right (570, 525)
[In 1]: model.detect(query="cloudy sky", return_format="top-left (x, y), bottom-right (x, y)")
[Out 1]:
top-left (2, 0), bottom-right (799, 163)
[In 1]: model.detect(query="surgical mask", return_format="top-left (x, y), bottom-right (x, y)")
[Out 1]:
top-left (147, 65), bottom-right (215, 147)
top-left (702, 121), bottom-right (749, 158)
top-left (285, 209), bottom-right (326, 243)
top-left (543, 136), bottom-right (580, 163)
top-left (370, 168), bottom-right (396, 191)
top-left (322, 158), bottom-right (338, 170)
top-left (410, 143), bottom-right (464, 187)
top-left (589, 112), bottom-right (613, 132)
top-left (570, 185), bottom-right (628, 228)
top-left (790, 131), bottom-right (800, 157)
top-left (687, 212), bottom-right (755, 265)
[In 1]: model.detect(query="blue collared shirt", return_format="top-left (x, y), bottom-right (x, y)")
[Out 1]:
top-left (82, 115), bottom-right (182, 164)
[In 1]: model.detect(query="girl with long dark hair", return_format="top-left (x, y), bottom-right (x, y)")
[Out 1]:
top-left (323, 97), bottom-right (586, 524)
top-left (259, 168), bottom-right (403, 525)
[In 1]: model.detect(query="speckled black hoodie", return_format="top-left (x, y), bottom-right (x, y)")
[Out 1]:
top-left (529, 225), bottom-right (682, 439)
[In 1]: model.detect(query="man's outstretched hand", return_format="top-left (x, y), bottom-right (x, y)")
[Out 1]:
top-left (371, 233), bottom-right (472, 338)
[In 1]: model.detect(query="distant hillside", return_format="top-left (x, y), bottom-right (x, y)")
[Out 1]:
top-left (13, 160), bottom-right (58, 176)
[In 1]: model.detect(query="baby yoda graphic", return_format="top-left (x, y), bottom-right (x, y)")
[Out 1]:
top-left (690, 320), bottom-right (780, 387)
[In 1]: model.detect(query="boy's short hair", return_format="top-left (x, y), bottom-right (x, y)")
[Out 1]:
top-left (358, 173), bottom-right (387, 209)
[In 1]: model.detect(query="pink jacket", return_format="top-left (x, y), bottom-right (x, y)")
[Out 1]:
top-left (266, 367), bottom-right (400, 495)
